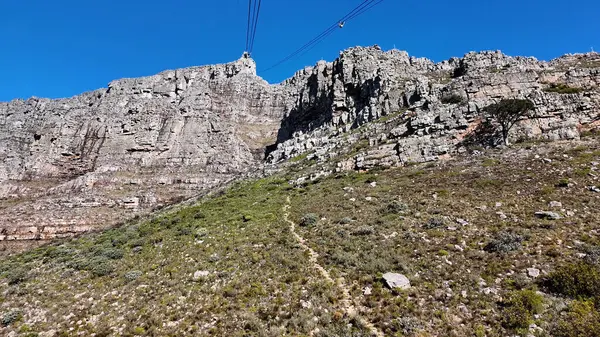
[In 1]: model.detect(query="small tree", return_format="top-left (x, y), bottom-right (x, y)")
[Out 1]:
top-left (483, 99), bottom-right (535, 146)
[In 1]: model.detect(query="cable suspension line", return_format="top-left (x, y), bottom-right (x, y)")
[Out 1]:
top-left (261, 0), bottom-right (384, 72)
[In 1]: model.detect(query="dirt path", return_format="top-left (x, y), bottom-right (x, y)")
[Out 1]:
top-left (283, 196), bottom-right (384, 337)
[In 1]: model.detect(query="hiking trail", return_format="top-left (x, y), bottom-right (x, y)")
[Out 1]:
top-left (283, 196), bottom-right (384, 337)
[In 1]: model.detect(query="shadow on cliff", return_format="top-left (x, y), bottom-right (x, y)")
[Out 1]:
top-left (459, 120), bottom-right (503, 149)
top-left (264, 71), bottom-right (382, 159)
top-left (265, 72), bottom-right (334, 158)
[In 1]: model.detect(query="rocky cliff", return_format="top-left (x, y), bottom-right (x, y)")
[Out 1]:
top-left (1, 47), bottom-right (599, 252)
top-left (267, 47), bottom-right (600, 169)
top-left (0, 56), bottom-right (286, 251)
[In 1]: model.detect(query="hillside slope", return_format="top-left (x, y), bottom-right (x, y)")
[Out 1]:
top-left (1, 135), bottom-right (600, 336)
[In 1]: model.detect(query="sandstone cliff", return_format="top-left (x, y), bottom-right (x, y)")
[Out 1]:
top-left (1, 48), bottom-right (599, 251)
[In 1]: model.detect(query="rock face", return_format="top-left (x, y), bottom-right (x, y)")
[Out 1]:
top-left (266, 47), bottom-right (600, 169)
top-left (1, 47), bottom-right (599, 252)
top-left (0, 56), bottom-right (286, 252)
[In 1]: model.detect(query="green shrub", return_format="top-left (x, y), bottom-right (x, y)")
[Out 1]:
top-left (543, 262), bottom-right (600, 299)
top-left (583, 246), bottom-right (600, 265)
top-left (299, 213), bottom-right (319, 227)
top-left (440, 93), bottom-right (466, 105)
top-left (502, 289), bottom-right (544, 329)
top-left (124, 270), bottom-right (143, 282)
top-left (484, 232), bottom-right (524, 253)
top-left (556, 178), bottom-right (570, 188)
top-left (91, 260), bottom-right (115, 277)
top-left (5, 267), bottom-right (29, 285)
top-left (482, 158), bottom-right (499, 167)
top-left (44, 246), bottom-right (76, 260)
top-left (544, 83), bottom-right (584, 94)
top-left (69, 256), bottom-right (115, 277)
top-left (391, 316), bottom-right (423, 335)
top-left (1, 310), bottom-right (21, 327)
top-left (554, 300), bottom-right (600, 337)
top-left (128, 238), bottom-right (146, 248)
top-left (193, 211), bottom-right (206, 219)
top-left (133, 327), bottom-right (146, 335)
top-left (195, 228), bottom-right (209, 238)
top-left (176, 225), bottom-right (194, 236)
top-left (380, 201), bottom-right (409, 215)
top-left (99, 248), bottom-right (124, 260)
top-left (422, 217), bottom-right (445, 229)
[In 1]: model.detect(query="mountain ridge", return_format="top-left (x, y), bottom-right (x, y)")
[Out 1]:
top-left (1, 46), bottom-right (599, 252)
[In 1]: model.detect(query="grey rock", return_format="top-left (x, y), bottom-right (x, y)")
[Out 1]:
top-left (527, 268), bottom-right (540, 278)
top-left (548, 201), bottom-right (562, 208)
top-left (535, 211), bottom-right (562, 220)
top-left (456, 218), bottom-right (469, 226)
top-left (382, 272), bottom-right (411, 290)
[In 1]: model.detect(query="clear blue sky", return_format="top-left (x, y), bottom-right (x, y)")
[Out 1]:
top-left (1, 0), bottom-right (598, 101)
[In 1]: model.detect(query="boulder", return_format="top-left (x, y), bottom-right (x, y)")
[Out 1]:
top-left (382, 272), bottom-right (411, 290)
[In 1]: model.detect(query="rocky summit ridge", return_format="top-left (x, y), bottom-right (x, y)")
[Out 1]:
top-left (1, 46), bottom-right (599, 252)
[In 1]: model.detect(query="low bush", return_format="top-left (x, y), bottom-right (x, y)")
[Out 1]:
top-left (422, 217), bottom-right (445, 229)
top-left (351, 226), bottom-right (375, 236)
top-left (124, 270), bottom-right (143, 282)
top-left (99, 248), bottom-right (124, 260)
top-left (543, 262), bottom-right (600, 299)
top-left (4, 267), bottom-right (29, 285)
top-left (299, 213), bottom-right (319, 227)
top-left (339, 217), bottom-right (354, 224)
top-left (485, 231), bottom-right (525, 253)
top-left (91, 260), bottom-right (115, 277)
top-left (68, 256), bottom-right (115, 277)
top-left (440, 94), bottom-right (466, 105)
top-left (1, 310), bottom-right (21, 327)
top-left (553, 300), bottom-right (600, 337)
top-left (380, 201), bottom-right (409, 215)
top-left (544, 83), bottom-right (584, 94)
top-left (502, 289), bottom-right (544, 329)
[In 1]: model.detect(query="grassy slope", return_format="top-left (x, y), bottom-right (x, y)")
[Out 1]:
top-left (1, 139), bottom-right (600, 336)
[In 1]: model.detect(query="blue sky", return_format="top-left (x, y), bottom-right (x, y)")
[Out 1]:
top-left (1, 0), bottom-right (598, 101)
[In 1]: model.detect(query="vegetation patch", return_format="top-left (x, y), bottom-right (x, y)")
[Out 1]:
top-left (554, 300), bottom-right (600, 337)
top-left (502, 289), bottom-right (544, 329)
top-left (440, 93), bottom-right (466, 105)
top-left (543, 262), bottom-right (600, 299)
top-left (544, 83), bottom-right (585, 94)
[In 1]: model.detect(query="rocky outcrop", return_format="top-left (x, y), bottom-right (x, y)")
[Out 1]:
top-left (0, 56), bottom-right (285, 251)
top-left (266, 47), bottom-right (600, 168)
top-left (1, 47), bottom-right (599, 252)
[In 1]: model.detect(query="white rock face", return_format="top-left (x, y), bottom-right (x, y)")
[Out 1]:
top-left (382, 272), bottom-right (411, 290)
